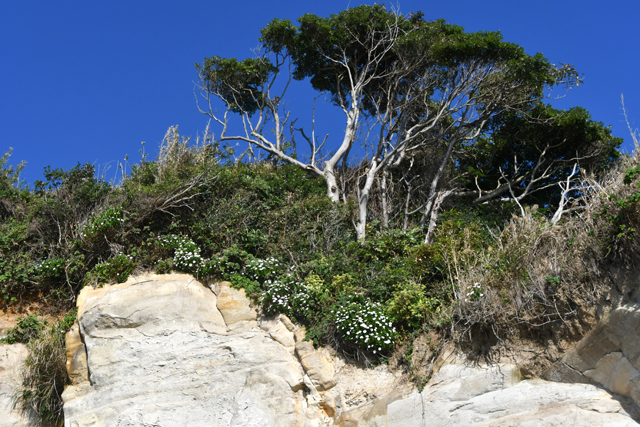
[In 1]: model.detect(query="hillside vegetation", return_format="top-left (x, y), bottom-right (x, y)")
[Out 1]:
top-left (0, 5), bottom-right (637, 425)
top-left (0, 122), bottom-right (638, 425)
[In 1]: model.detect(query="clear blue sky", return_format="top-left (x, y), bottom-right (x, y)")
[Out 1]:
top-left (2, 1), bottom-right (638, 185)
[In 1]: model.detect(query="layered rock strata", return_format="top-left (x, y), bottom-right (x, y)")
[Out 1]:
top-left (340, 364), bottom-right (639, 426)
top-left (61, 274), bottom-right (640, 426)
top-left (62, 275), bottom-right (338, 427)
top-left (546, 303), bottom-right (640, 408)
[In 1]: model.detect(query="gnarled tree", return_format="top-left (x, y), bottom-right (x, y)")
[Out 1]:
top-left (196, 5), bottom-right (580, 240)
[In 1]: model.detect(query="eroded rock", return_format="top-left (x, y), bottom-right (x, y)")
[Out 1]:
top-left (296, 340), bottom-right (336, 391)
top-left (61, 273), bottom-right (640, 426)
top-left (62, 274), bottom-right (318, 427)
top-left (65, 321), bottom-right (88, 386)
top-left (349, 364), bottom-right (639, 426)
top-left (212, 281), bottom-right (258, 330)
top-left (547, 302), bottom-right (640, 409)
top-left (0, 343), bottom-right (30, 427)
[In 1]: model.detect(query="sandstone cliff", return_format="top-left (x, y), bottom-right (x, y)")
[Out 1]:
top-left (54, 273), bottom-right (640, 426)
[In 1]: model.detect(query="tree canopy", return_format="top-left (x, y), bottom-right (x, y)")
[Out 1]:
top-left (196, 5), bottom-right (615, 240)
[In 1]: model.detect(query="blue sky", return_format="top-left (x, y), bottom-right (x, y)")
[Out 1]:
top-left (2, 1), bottom-right (638, 185)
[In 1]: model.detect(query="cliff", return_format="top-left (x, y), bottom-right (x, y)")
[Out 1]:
top-left (50, 274), bottom-right (640, 426)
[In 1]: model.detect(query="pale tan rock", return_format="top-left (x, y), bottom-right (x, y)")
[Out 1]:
top-left (213, 281), bottom-right (258, 327)
top-left (584, 352), bottom-right (640, 397)
top-left (333, 353), bottom-right (401, 412)
top-left (63, 274), bottom-right (319, 427)
top-left (320, 387), bottom-right (343, 418)
top-left (294, 326), bottom-right (307, 343)
top-left (269, 321), bottom-right (296, 349)
top-left (548, 302), bottom-right (640, 409)
top-left (349, 364), bottom-right (639, 427)
top-left (65, 321), bottom-right (89, 385)
top-left (257, 314), bottom-right (296, 352)
top-left (279, 314), bottom-right (296, 332)
top-left (0, 343), bottom-right (30, 427)
top-left (296, 340), bottom-right (336, 391)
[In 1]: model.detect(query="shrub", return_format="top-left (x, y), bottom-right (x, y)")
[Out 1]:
top-left (260, 277), bottom-right (313, 320)
top-left (158, 234), bottom-right (205, 274)
top-left (334, 299), bottom-right (397, 354)
top-left (85, 254), bottom-right (136, 286)
top-left (244, 256), bottom-right (284, 282)
top-left (34, 258), bottom-right (66, 282)
top-left (80, 207), bottom-right (125, 241)
top-left (1, 314), bottom-right (46, 344)
top-left (386, 281), bottom-right (432, 330)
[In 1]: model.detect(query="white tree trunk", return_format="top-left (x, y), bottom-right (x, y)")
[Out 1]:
top-left (355, 163), bottom-right (378, 241)
top-left (381, 170), bottom-right (389, 228)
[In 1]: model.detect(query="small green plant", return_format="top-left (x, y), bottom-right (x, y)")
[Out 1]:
top-left (545, 276), bottom-right (560, 285)
top-left (85, 254), bottom-right (136, 286)
top-left (80, 207), bottom-right (125, 240)
top-left (464, 282), bottom-right (484, 302)
top-left (1, 314), bottom-right (46, 344)
top-left (334, 299), bottom-right (397, 354)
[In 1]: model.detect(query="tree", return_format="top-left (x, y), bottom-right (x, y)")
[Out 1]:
top-left (454, 103), bottom-right (622, 208)
top-left (196, 5), bottom-right (580, 240)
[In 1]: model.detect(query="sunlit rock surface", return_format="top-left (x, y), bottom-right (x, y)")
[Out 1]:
top-left (0, 343), bottom-right (30, 427)
top-left (61, 274), bottom-right (640, 426)
top-left (62, 275), bottom-right (335, 427)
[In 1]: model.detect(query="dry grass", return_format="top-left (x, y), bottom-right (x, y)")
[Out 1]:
top-left (448, 151), bottom-right (640, 347)
top-left (14, 324), bottom-right (68, 427)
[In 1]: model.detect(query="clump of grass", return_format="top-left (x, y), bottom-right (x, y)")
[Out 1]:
top-left (13, 313), bottom-right (75, 427)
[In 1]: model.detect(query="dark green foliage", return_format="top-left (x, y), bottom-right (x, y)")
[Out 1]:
top-left (1, 314), bottom-right (46, 344)
top-left (196, 57), bottom-right (275, 115)
top-left (457, 103), bottom-right (622, 208)
top-left (85, 254), bottom-right (137, 286)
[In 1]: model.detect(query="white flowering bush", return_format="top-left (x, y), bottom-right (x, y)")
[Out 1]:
top-left (334, 300), bottom-right (397, 354)
top-left (35, 258), bottom-right (65, 279)
top-left (158, 234), bottom-right (205, 274)
top-left (244, 257), bottom-right (283, 282)
top-left (261, 278), bottom-right (313, 319)
top-left (464, 282), bottom-right (484, 302)
top-left (81, 207), bottom-right (125, 240)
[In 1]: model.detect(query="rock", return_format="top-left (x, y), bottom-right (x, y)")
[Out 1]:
top-left (348, 364), bottom-right (639, 426)
top-left (62, 274), bottom-right (322, 427)
top-left (296, 340), bottom-right (336, 391)
top-left (332, 354), bottom-right (401, 412)
top-left (62, 272), bottom-right (639, 426)
top-left (0, 343), bottom-right (30, 427)
top-left (547, 302), bottom-right (640, 408)
top-left (212, 281), bottom-right (257, 329)
top-left (279, 314), bottom-right (296, 332)
top-left (65, 321), bottom-right (89, 385)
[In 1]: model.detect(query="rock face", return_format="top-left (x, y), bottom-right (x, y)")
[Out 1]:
top-left (344, 364), bottom-right (639, 426)
top-left (546, 302), bottom-right (640, 408)
top-left (61, 274), bottom-right (640, 426)
top-left (62, 274), bottom-right (337, 427)
top-left (0, 343), bottom-right (31, 427)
